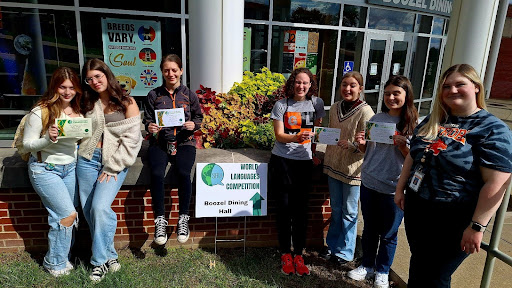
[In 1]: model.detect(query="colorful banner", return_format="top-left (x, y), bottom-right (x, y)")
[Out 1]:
top-left (101, 18), bottom-right (162, 96)
top-left (284, 30), bottom-right (319, 74)
top-left (196, 163), bottom-right (268, 218)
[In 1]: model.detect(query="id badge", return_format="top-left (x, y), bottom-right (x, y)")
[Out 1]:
top-left (409, 169), bottom-right (424, 192)
top-left (45, 163), bottom-right (55, 171)
top-left (167, 141), bottom-right (177, 156)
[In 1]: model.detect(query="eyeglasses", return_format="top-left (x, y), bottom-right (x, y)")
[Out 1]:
top-left (84, 73), bottom-right (105, 85)
top-left (295, 81), bottom-right (310, 86)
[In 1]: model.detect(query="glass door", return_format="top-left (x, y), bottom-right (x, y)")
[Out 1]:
top-left (361, 33), bottom-right (412, 113)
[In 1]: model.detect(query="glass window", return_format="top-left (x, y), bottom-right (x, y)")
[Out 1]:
top-left (335, 31), bottom-right (364, 103)
top-left (1, 0), bottom-right (72, 4)
top-left (270, 26), bottom-right (337, 105)
top-left (432, 17), bottom-right (445, 35)
top-left (273, 0), bottom-right (341, 26)
top-left (415, 15), bottom-right (432, 34)
top-left (419, 99), bottom-right (432, 116)
top-left (0, 7), bottom-right (79, 139)
top-left (79, 0), bottom-right (181, 14)
top-left (409, 36), bottom-right (429, 99)
top-left (342, 5), bottom-right (367, 28)
top-left (421, 38), bottom-right (442, 100)
top-left (245, 0), bottom-right (270, 20)
top-left (368, 8), bottom-right (414, 32)
top-left (244, 24), bottom-right (268, 72)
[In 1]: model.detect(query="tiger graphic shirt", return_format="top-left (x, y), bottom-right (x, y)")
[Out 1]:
top-left (271, 97), bottom-right (325, 160)
top-left (408, 110), bottom-right (512, 202)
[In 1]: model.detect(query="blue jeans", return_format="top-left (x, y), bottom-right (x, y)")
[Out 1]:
top-left (326, 176), bottom-right (360, 261)
top-left (360, 184), bottom-right (403, 273)
top-left (77, 148), bottom-right (128, 266)
top-left (28, 156), bottom-right (78, 271)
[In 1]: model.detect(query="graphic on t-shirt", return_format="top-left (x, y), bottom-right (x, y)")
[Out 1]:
top-left (438, 126), bottom-right (469, 145)
top-left (285, 112), bottom-right (302, 130)
top-left (426, 138), bottom-right (448, 156)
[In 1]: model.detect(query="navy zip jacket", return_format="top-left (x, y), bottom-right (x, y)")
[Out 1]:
top-left (143, 84), bottom-right (203, 146)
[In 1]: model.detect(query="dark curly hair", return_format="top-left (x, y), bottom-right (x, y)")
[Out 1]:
top-left (283, 68), bottom-right (318, 99)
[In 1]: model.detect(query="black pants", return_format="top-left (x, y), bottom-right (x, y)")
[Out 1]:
top-left (269, 154), bottom-right (312, 255)
top-left (148, 144), bottom-right (196, 217)
top-left (404, 191), bottom-right (475, 288)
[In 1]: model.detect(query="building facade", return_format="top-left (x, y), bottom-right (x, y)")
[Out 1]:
top-left (0, 0), bottom-right (452, 146)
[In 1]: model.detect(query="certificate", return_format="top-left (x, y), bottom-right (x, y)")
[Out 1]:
top-left (365, 121), bottom-right (396, 144)
top-left (155, 108), bottom-right (185, 127)
top-left (56, 118), bottom-right (92, 139)
top-left (313, 126), bottom-right (341, 145)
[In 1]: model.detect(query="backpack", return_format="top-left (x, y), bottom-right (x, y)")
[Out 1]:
top-left (12, 107), bottom-right (49, 162)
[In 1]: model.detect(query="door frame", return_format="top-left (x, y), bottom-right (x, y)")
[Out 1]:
top-left (360, 32), bottom-right (413, 112)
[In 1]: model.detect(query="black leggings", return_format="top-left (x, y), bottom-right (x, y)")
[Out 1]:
top-left (148, 144), bottom-right (196, 217)
top-left (269, 154), bottom-right (312, 254)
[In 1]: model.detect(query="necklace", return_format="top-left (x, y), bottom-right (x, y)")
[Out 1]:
top-left (62, 107), bottom-right (73, 116)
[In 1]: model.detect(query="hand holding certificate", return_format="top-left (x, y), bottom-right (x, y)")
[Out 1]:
top-left (155, 108), bottom-right (185, 127)
top-left (365, 121), bottom-right (396, 144)
top-left (56, 118), bottom-right (92, 139)
top-left (313, 126), bottom-right (341, 145)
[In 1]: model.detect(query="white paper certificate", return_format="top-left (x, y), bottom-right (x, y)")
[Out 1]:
top-left (365, 121), bottom-right (396, 144)
top-left (56, 118), bottom-right (92, 139)
top-left (155, 108), bottom-right (185, 127)
top-left (313, 126), bottom-right (341, 145)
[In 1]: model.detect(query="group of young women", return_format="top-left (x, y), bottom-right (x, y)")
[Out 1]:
top-left (269, 64), bottom-right (511, 288)
top-left (23, 54), bottom-right (201, 282)
top-left (22, 52), bottom-right (511, 287)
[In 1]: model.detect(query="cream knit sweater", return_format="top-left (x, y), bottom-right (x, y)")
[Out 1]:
top-left (323, 100), bottom-right (374, 185)
top-left (78, 99), bottom-right (143, 175)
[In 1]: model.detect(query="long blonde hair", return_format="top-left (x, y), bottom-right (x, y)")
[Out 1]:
top-left (418, 64), bottom-right (486, 139)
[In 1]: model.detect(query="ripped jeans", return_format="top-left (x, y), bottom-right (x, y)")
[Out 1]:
top-left (28, 156), bottom-right (78, 271)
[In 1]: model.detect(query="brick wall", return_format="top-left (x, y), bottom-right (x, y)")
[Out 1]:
top-left (0, 173), bottom-right (331, 253)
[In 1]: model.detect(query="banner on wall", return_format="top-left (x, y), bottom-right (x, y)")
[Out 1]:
top-left (101, 18), bottom-right (162, 96)
top-left (195, 163), bottom-right (268, 218)
top-left (243, 27), bottom-right (252, 72)
top-left (283, 30), bottom-right (319, 73)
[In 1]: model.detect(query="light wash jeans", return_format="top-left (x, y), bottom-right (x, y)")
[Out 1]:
top-left (326, 176), bottom-right (360, 261)
top-left (28, 156), bottom-right (78, 271)
top-left (77, 148), bottom-right (128, 266)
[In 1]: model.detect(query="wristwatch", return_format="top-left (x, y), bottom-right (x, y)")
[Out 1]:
top-left (470, 221), bottom-right (486, 232)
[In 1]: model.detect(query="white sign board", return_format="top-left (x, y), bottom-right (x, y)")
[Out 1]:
top-left (195, 163), bottom-right (268, 218)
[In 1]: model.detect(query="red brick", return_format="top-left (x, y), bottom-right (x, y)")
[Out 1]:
top-left (22, 209), bottom-right (47, 216)
top-left (0, 218), bottom-right (13, 224)
top-left (13, 202), bottom-right (42, 209)
top-left (0, 232), bottom-right (19, 240)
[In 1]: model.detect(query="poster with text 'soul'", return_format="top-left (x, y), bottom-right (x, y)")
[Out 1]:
top-left (101, 18), bottom-right (162, 96)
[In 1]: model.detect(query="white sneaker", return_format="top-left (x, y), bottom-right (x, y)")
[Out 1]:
top-left (45, 261), bottom-right (74, 277)
top-left (177, 214), bottom-right (190, 243)
top-left (347, 265), bottom-right (374, 281)
top-left (154, 215), bottom-right (168, 245)
top-left (374, 272), bottom-right (389, 288)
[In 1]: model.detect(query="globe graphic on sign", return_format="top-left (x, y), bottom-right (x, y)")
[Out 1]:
top-left (201, 163), bottom-right (224, 186)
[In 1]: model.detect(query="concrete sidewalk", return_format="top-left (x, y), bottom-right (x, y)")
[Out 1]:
top-left (385, 98), bottom-right (512, 288)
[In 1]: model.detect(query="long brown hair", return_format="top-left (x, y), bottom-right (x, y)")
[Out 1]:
top-left (283, 68), bottom-right (318, 99)
top-left (80, 58), bottom-right (132, 114)
top-left (35, 67), bottom-right (82, 132)
top-left (381, 75), bottom-right (418, 136)
top-left (418, 64), bottom-right (486, 139)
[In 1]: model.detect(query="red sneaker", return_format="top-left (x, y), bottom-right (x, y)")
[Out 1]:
top-left (281, 253), bottom-right (295, 275)
top-left (294, 255), bottom-right (310, 276)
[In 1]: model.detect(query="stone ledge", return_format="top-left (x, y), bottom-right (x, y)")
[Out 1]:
top-left (0, 141), bottom-right (327, 188)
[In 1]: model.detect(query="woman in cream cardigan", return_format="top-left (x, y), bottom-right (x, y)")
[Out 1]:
top-left (77, 58), bottom-right (142, 282)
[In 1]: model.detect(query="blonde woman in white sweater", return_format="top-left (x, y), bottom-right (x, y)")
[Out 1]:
top-left (24, 67), bottom-right (83, 277)
top-left (77, 58), bottom-right (142, 282)
top-left (322, 71), bottom-right (374, 265)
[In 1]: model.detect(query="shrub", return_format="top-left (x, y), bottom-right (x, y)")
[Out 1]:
top-left (239, 115), bottom-right (275, 150)
top-left (197, 86), bottom-right (255, 149)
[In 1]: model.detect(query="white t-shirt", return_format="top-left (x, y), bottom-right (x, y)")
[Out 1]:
top-left (22, 106), bottom-right (82, 164)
